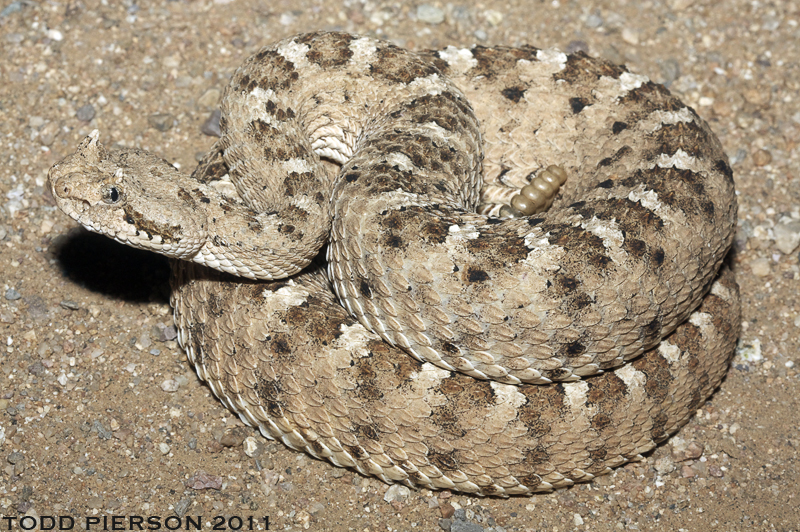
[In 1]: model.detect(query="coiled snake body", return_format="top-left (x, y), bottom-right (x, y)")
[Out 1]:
top-left (49, 32), bottom-right (739, 495)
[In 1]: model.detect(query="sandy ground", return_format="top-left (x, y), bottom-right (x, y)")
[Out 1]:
top-left (1, 0), bottom-right (799, 530)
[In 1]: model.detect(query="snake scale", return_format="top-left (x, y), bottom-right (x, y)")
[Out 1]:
top-left (48, 32), bottom-right (739, 496)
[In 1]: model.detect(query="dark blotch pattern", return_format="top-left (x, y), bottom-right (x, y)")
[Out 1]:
top-left (428, 375), bottom-right (496, 440)
top-left (646, 121), bottom-right (714, 160)
top-left (370, 44), bottom-right (441, 84)
top-left (597, 145), bottom-right (633, 168)
top-left (122, 205), bottom-right (179, 243)
top-left (570, 97), bottom-right (590, 114)
top-left (501, 86), bottom-right (527, 103)
top-left (612, 121), bottom-right (628, 134)
top-left (464, 266), bottom-right (490, 283)
top-left (297, 32), bottom-right (355, 69)
top-left (555, 51), bottom-right (627, 85)
top-left (240, 49), bottom-right (299, 92)
top-left (359, 279), bottom-right (373, 299)
top-left (548, 225), bottom-right (612, 271)
top-left (616, 81), bottom-right (685, 119)
top-left (467, 45), bottom-right (539, 78)
top-left (619, 167), bottom-right (713, 221)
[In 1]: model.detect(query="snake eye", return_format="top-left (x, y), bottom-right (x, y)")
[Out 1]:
top-left (103, 185), bottom-right (121, 204)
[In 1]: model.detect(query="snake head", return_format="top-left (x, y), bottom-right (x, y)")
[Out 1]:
top-left (48, 130), bottom-right (208, 260)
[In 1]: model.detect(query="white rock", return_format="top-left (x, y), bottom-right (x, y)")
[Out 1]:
top-left (243, 436), bottom-right (260, 457)
top-left (160, 378), bottom-right (179, 392)
top-left (773, 221), bottom-right (800, 254)
top-left (749, 257), bottom-right (771, 277)
top-left (383, 484), bottom-right (411, 503)
top-left (46, 29), bottom-right (63, 41)
top-left (417, 4), bottom-right (445, 24)
top-left (737, 338), bottom-right (762, 363)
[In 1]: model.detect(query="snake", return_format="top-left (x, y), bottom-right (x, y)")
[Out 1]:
top-left (48, 32), bottom-right (739, 496)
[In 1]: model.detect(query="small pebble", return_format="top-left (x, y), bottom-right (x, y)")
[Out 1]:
top-left (39, 121), bottom-right (60, 145)
top-left (46, 28), bottom-right (64, 41)
top-left (158, 443), bottom-right (170, 454)
top-left (161, 325), bottom-right (178, 341)
top-left (654, 455), bottom-right (676, 475)
top-left (86, 496), bottom-right (103, 509)
top-left (197, 88), bottom-right (221, 109)
top-left (5, 288), bottom-right (21, 301)
top-left (7, 451), bottom-right (23, 464)
top-left (278, 12), bottom-right (296, 26)
top-left (712, 100), bottom-right (733, 117)
top-left (773, 221), bottom-right (800, 254)
top-left (174, 498), bottom-right (192, 517)
top-left (669, 0), bottom-right (695, 10)
top-left (417, 4), bottom-right (445, 24)
top-left (484, 9), bottom-right (503, 26)
top-left (309, 502), bottom-right (326, 515)
top-left (162, 54), bottom-right (181, 69)
top-left (243, 436), bottom-right (260, 457)
top-left (59, 300), bottom-right (79, 310)
top-left (76, 104), bottom-right (96, 122)
top-left (737, 339), bottom-right (762, 363)
top-left (201, 110), bottom-right (222, 137)
top-left (752, 149), bottom-right (772, 166)
top-left (573, 513), bottom-right (585, 526)
top-left (729, 148), bottom-right (747, 165)
top-left (134, 331), bottom-right (151, 350)
top-left (450, 518), bottom-right (483, 532)
top-left (160, 378), bottom-right (179, 392)
top-left (750, 257), bottom-right (771, 277)
top-left (659, 58), bottom-right (681, 84)
top-left (93, 420), bottom-right (112, 440)
top-left (621, 28), bottom-right (639, 45)
top-left (586, 12), bottom-right (603, 28)
top-left (148, 112), bottom-right (175, 132)
top-left (685, 441), bottom-right (704, 460)
top-left (743, 88), bottom-right (770, 106)
top-left (0, 2), bottom-right (26, 17)
top-left (186, 470), bottom-right (223, 490)
top-left (219, 431), bottom-right (244, 447)
top-left (383, 484), bottom-right (410, 503)
top-left (440, 502), bottom-right (456, 518)
top-left (692, 460), bottom-right (708, 477)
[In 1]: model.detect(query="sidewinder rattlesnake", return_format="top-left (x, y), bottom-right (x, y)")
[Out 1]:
top-left (48, 32), bottom-right (739, 496)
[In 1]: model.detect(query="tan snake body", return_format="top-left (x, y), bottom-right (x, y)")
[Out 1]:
top-left (48, 32), bottom-right (739, 495)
